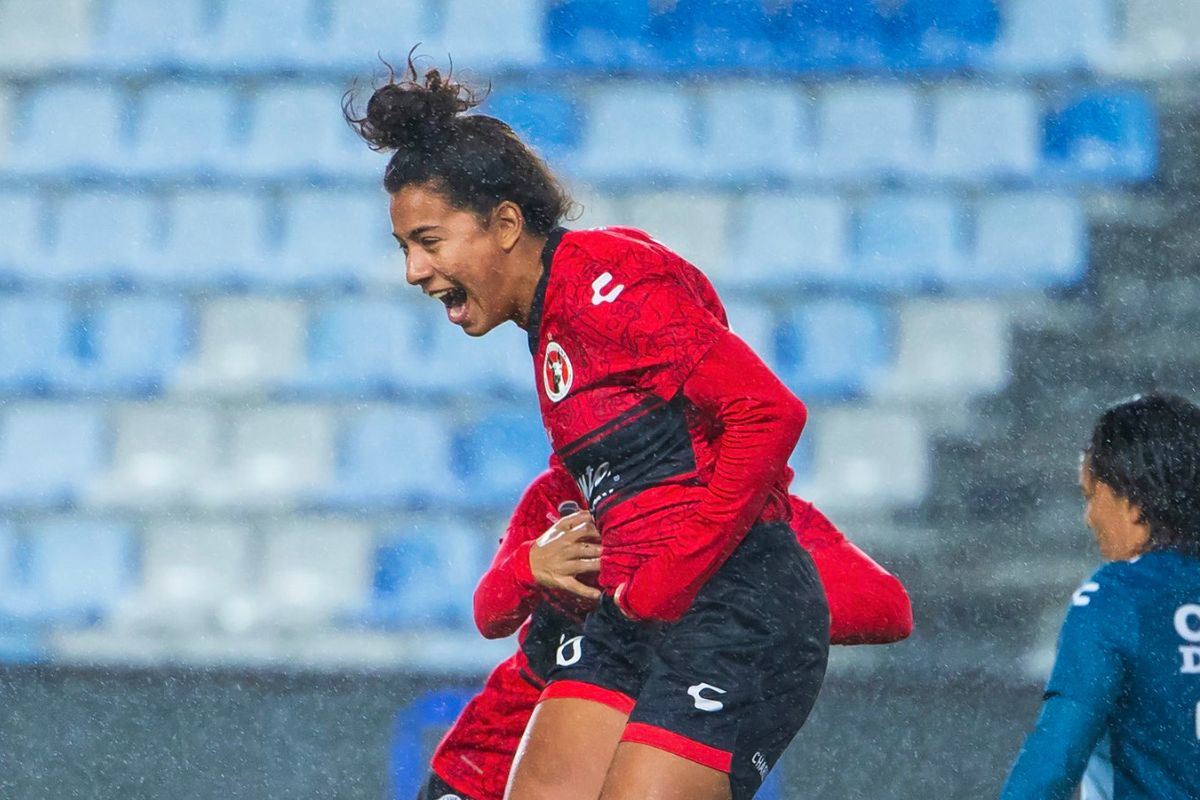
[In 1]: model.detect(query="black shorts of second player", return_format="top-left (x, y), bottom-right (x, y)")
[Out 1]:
top-left (415, 771), bottom-right (475, 800)
top-left (541, 521), bottom-right (830, 800)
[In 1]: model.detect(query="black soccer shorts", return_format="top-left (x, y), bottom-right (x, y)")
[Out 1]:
top-left (415, 771), bottom-right (475, 800)
top-left (541, 521), bottom-right (830, 800)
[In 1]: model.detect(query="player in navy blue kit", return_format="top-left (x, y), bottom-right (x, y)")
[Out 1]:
top-left (1002, 393), bottom-right (1200, 799)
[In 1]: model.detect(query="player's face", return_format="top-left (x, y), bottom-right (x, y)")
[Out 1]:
top-left (390, 183), bottom-right (520, 337)
top-left (1080, 461), bottom-right (1150, 561)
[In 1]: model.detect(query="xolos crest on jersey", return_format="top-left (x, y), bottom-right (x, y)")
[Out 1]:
top-left (542, 341), bottom-right (573, 402)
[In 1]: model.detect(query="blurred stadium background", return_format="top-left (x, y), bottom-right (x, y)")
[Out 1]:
top-left (0, 0), bottom-right (1193, 797)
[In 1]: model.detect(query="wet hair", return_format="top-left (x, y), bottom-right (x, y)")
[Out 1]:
top-left (1085, 392), bottom-right (1200, 557)
top-left (344, 53), bottom-right (572, 237)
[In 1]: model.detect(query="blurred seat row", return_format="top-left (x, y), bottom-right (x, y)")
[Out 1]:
top-left (0, 188), bottom-right (1088, 291)
top-left (0, 79), bottom-right (1156, 185)
top-left (0, 0), bottom-right (1123, 77)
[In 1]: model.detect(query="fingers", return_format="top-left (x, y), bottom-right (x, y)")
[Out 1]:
top-left (559, 576), bottom-right (602, 602)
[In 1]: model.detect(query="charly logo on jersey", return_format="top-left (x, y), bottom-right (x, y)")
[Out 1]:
top-left (591, 272), bottom-right (625, 305)
top-left (687, 682), bottom-right (727, 712)
top-left (1071, 581), bottom-right (1100, 607)
top-left (542, 341), bottom-right (573, 403)
top-left (556, 634), bottom-right (583, 667)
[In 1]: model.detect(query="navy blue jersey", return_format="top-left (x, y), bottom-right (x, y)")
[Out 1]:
top-left (1002, 551), bottom-right (1200, 799)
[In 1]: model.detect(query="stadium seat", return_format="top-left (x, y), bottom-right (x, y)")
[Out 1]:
top-left (132, 83), bottom-right (236, 175)
top-left (775, 300), bottom-right (891, 399)
top-left (961, 193), bottom-right (1087, 289)
top-left (772, 0), bottom-right (889, 71)
top-left (623, 192), bottom-right (732, 278)
top-left (90, 404), bottom-right (221, 508)
top-left (855, 194), bottom-right (963, 289)
top-left (7, 82), bottom-right (125, 175)
top-left (115, 521), bottom-right (251, 630)
top-left (698, 83), bottom-right (813, 181)
top-left (174, 298), bottom-right (306, 393)
top-left (158, 189), bottom-right (272, 287)
top-left (0, 191), bottom-right (43, 281)
top-left (259, 521), bottom-right (373, 627)
top-left (277, 190), bottom-right (396, 289)
top-left (0, 295), bottom-right (74, 393)
top-left (816, 84), bottom-right (922, 179)
top-left (481, 88), bottom-right (582, 162)
top-left (1042, 90), bottom-right (1157, 183)
top-left (0, 404), bottom-right (104, 508)
top-left (806, 406), bottom-right (930, 510)
top-left (208, 406), bottom-right (336, 508)
top-left (454, 409), bottom-right (550, 509)
top-left (91, 0), bottom-right (209, 67)
top-left (0, 0), bottom-right (91, 71)
top-left (1108, 0), bottom-right (1200, 76)
top-left (318, 406), bottom-right (457, 509)
top-left (0, 521), bottom-right (18, 604)
top-left (244, 84), bottom-right (377, 179)
top-left (723, 301), bottom-right (783, 374)
top-left (49, 296), bottom-right (191, 395)
top-left (323, 0), bottom-right (430, 67)
top-left (877, 298), bottom-right (1011, 401)
top-left (671, 0), bottom-right (776, 70)
top-left (425, 316), bottom-right (533, 399)
top-left (926, 87), bottom-right (1039, 180)
top-left (437, 0), bottom-right (544, 68)
top-left (294, 299), bottom-right (431, 397)
top-left (46, 191), bottom-right (157, 286)
top-left (576, 83), bottom-right (699, 181)
top-left (11, 521), bottom-right (135, 625)
top-left (194, 0), bottom-right (318, 69)
top-left (728, 194), bottom-right (850, 288)
top-left (546, 0), bottom-right (686, 70)
top-left (990, 0), bottom-right (1114, 74)
top-left (884, 0), bottom-right (1001, 70)
top-left (365, 519), bottom-right (487, 629)
top-left (0, 86), bottom-right (12, 160)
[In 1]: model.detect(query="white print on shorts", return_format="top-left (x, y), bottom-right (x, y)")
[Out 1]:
top-left (687, 682), bottom-right (727, 712)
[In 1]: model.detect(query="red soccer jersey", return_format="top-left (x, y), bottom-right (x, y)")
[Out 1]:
top-left (529, 227), bottom-right (806, 620)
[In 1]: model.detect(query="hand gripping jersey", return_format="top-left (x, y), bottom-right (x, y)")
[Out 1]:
top-left (428, 468), bottom-right (913, 800)
top-left (1001, 551), bottom-right (1200, 800)
top-left (528, 227), bottom-right (805, 621)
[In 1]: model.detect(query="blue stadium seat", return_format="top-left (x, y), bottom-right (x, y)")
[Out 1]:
top-left (723, 301), bottom-right (783, 374)
top-left (0, 0), bottom-right (91, 71)
top-left (773, 0), bottom-right (889, 72)
top-left (698, 83), bottom-right (813, 181)
top-left (439, 0), bottom-right (545, 68)
top-left (454, 410), bottom-right (550, 509)
top-left (730, 194), bottom-right (850, 287)
top-left (92, 0), bottom-right (209, 67)
top-left (816, 84), bottom-right (922, 179)
top-left (277, 190), bottom-right (394, 288)
top-left (319, 407), bottom-right (456, 509)
top-left (50, 297), bottom-right (191, 395)
top-left (481, 88), bottom-right (582, 162)
top-left (159, 189), bottom-right (271, 287)
top-left (16, 521), bottom-right (135, 625)
top-left (48, 191), bottom-right (157, 286)
top-left (677, 0), bottom-right (777, 70)
top-left (0, 295), bottom-right (74, 393)
top-left (195, 0), bottom-right (318, 69)
top-left (990, 0), bottom-right (1114, 74)
top-left (926, 87), bottom-right (1039, 180)
top-left (7, 82), bottom-right (125, 175)
top-left (365, 520), bottom-right (487, 629)
top-left (132, 83), bottom-right (236, 175)
top-left (244, 84), bottom-right (375, 179)
top-left (426, 317), bottom-right (532, 398)
top-left (323, 0), bottom-right (430, 67)
top-left (961, 193), bottom-right (1087, 289)
top-left (0, 191), bottom-right (42, 281)
top-left (775, 300), bottom-right (891, 399)
top-left (1042, 90), bottom-right (1157, 183)
top-left (855, 194), bottom-right (963, 289)
top-left (546, 0), bottom-right (688, 70)
top-left (577, 83), bottom-right (699, 181)
top-left (884, 0), bottom-right (1001, 70)
top-left (0, 404), bottom-right (105, 508)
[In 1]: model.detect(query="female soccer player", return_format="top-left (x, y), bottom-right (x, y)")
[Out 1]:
top-left (349, 59), bottom-right (827, 800)
top-left (1001, 393), bottom-right (1200, 799)
top-left (419, 466), bottom-right (913, 800)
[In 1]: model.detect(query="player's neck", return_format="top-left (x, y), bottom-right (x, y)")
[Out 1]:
top-left (511, 233), bottom-right (549, 329)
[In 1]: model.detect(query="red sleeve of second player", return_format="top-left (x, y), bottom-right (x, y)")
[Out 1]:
top-left (792, 500), bottom-right (914, 645)
top-left (472, 467), bottom-right (581, 639)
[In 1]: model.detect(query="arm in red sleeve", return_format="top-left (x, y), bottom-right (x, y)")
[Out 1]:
top-left (472, 470), bottom-right (557, 639)
top-left (792, 500), bottom-right (913, 644)
top-left (618, 330), bottom-right (807, 621)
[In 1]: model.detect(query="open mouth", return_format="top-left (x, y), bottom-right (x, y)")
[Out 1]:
top-left (429, 286), bottom-right (470, 325)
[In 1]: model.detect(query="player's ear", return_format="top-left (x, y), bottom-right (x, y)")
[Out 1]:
top-left (491, 200), bottom-right (525, 252)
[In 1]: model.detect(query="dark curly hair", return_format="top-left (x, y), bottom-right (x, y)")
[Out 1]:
top-left (343, 52), bottom-right (572, 237)
top-left (1085, 392), bottom-right (1200, 557)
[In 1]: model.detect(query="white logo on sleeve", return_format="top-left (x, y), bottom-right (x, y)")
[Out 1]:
top-left (1072, 581), bottom-right (1101, 607)
top-left (591, 272), bottom-right (625, 305)
top-left (687, 682), bottom-right (727, 712)
top-left (556, 635), bottom-right (583, 667)
top-left (1174, 603), bottom-right (1200, 674)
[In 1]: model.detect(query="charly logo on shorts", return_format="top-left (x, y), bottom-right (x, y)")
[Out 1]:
top-left (542, 341), bottom-right (573, 402)
top-left (434, 795), bottom-right (462, 800)
top-left (687, 682), bottom-right (727, 712)
top-left (556, 635), bottom-right (583, 667)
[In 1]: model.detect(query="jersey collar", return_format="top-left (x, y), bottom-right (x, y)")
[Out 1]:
top-left (527, 227), bottom-right (568, 355)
